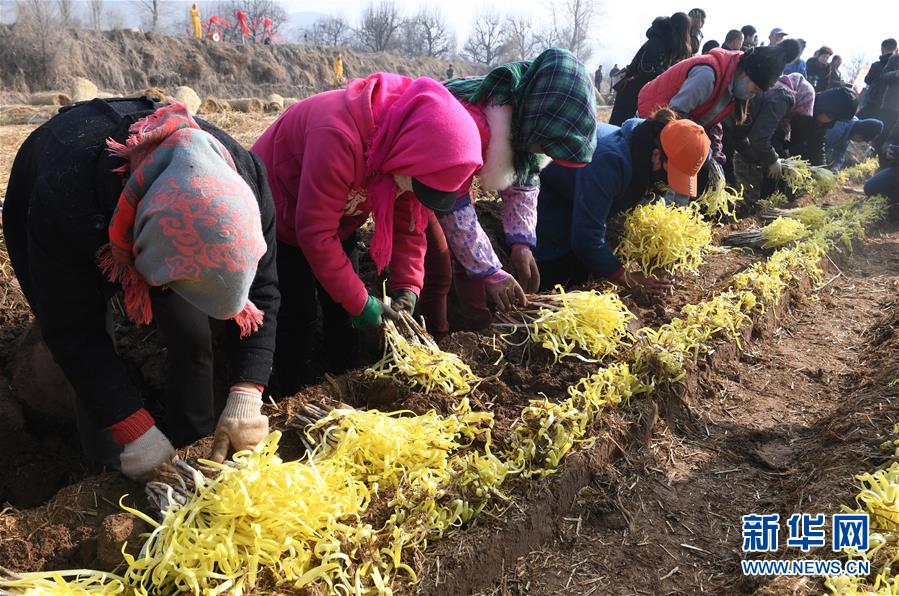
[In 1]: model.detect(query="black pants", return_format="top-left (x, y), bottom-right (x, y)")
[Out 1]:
top-left (537, 253), bottom-right (590, 291)
top-left (609, 79), bottom-right (646, 126)
top-left (149, 287), bottom-right (217, 448)
top-left (273, 237), bottom-right (361, 396)
top-left (78, 290), bottom-right (218, 469)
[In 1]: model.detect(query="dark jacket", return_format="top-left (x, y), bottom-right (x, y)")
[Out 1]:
top-left (806, 57), bottom-right (831, 92)
top-left (734, 86), bottom-right (796, 166)
top-left (1, 98), bottom-right (280, 429)
top-left (609, 17), bottom-right (688, 125)
top-left (626, 17), bottom-right (689, 82)
top-left (535, 120), bottom-right (643, 279)
top-left (791, 88), bottom-right (859, 165)
top-left (691, 29), bottom-right (703, 56)
top-left (863, 53), bottom-right (893, 111)
top-left (881, 54), bottom-right (899, 112)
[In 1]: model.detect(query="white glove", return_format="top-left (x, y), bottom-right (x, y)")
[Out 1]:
top-left (119, 426), bottom-right (175, 481)
top-left (210, 387), bottom-right (269, 462)
top-left (767, 159), bottom-right (783, 179)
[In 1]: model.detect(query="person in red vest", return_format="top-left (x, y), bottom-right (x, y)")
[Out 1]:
top-left (638, 39), bottom-right (801, 132)
top-left (637, 39), bottom-right (801, 191)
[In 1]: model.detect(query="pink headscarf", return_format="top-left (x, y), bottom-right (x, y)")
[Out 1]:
top-left (345, 74), bottom-right (483, 273)
top-left (775, 73), bottom-right (816, 140)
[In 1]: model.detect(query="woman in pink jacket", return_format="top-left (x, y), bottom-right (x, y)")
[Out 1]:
top-left (252, 73), bottom-right (482, 394)
top-left (418, 49), bottom-right (598, 334)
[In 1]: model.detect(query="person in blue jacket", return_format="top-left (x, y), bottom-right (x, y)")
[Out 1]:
top-left (534, 108), bottom-right (711, 298)
top-left (825, 118), bottom-right (884, 171)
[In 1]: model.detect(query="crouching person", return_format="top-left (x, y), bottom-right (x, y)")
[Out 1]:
top-left (534, 109), bottom-right (710, 298)
top-left (2, 98), bottom-right (280, 480)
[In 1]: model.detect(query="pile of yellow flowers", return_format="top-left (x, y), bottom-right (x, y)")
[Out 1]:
top-left (697, 181), bottom-right (744, 221)
top-left (616, 200), bottom-right (713, 276)
top-left (1, 400), bottom-right (504, 595)
top-left (825, 425), bottom-right (899, 594)
top-left (764, 205), bottom-right (831, 229)
top-left (838, 158), bottom-right (879, 185)
top-left (3, 194), bottom-right (889, 596)
top-left (725, 217), bottom-right (810, 250)
top-left (504, 363), bottom-right (649, 477)
top-left (781, 157), bottom-right (814, 195)
top-left (809, 165), bottom-right (839, 197)
top-left (366, 310), bottom-right (479, 396)
top-left (496, 287), bottom-right (635, 362)
top-left (760, 217), bottom-right (810, 248)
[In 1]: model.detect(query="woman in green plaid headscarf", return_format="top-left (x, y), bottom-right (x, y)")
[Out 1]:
top-left (418, 48), bottom-right (598, 335)
top-left (446, 48), bottom-right (598, 185)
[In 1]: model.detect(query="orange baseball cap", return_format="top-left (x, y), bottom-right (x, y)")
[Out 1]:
top-left (659, 119), bottom-right (711, 197)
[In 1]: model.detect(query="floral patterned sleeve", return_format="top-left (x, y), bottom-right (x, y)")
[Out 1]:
top-left (501, 184), bottom-right (538, 248)
top-left (436, 194), bottom-right (504, 279)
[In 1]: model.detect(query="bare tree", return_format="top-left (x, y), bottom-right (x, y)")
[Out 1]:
top-left (12, 0), bottom-right (61, 87)
top-left (537, 0), bottom-right (598, 61)
top-left (89, 0), bottom-right (104, 30)
top-left (56, 0), bottom-right (77, 27)
top-left (463, 9), bottom-right (506, 66)
top-left (355, 1), bottom-right (403, 53)
top-left (412, 8), bottom-right (454, 58)
top-left (133, 0), bottom-right (161, 31)
top-left (843, 52), bottom-right (866, 86)
top-left (502, 15), bottom-right (539, 61)
top-left (310, 16), bottom-right (352, 47)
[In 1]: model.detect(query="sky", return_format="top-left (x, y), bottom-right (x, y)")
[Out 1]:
top-left (284, 0), bottom-right (896, 71)
top-left (2, 0), bottom-right (897, 78)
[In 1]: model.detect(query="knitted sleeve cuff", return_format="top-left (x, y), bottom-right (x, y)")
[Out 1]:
top-left (483, 269), bottom-right (512, 285)
top-left (108, 408), bottom-right (156, 445)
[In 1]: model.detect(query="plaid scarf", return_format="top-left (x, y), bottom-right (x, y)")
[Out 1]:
top-left (445, 48), bottom-right (597, 184)
top-left (99, 101), bottom-right (266, 338)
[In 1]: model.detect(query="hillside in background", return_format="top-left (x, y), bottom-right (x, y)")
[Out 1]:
top-left (0, 26), bottom-right (477, 100)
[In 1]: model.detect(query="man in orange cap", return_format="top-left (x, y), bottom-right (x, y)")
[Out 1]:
top-left (534, 108), bottom-right (710, 298)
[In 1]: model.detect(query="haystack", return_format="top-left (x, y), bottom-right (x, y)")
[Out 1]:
top-left (226, 98), bottom-right (264, 113)
top-left (140, 87), bottom-right (168, 102)
top-left (28, 92), bottom-right (71, 106)
top-left (174, 85), bottom-right (201, 114)
top-left (265, 93), bottom-right (284, 112)
top-left (199, 97), bottom-right (230, 114)
top-left (72, 77), bottom-right (98, 102)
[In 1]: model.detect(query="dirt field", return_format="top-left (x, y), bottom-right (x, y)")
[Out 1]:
top-left (1, 111), bottom-right (897, 595)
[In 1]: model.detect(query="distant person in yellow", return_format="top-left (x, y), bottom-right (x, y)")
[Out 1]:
top-left (333, 52), bottom-right (346, 86)
top-left (190, 4), bottom-right (202, 40)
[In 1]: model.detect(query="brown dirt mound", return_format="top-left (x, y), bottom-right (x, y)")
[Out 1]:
top-left (0, 26), bottom-right (481, 99)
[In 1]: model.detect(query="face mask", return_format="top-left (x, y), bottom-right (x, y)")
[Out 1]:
top-left (733, 76), bottom-right (756, 101)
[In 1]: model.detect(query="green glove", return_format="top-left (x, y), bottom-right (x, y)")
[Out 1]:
top-left (350, 296), bottom-right (383, 329)
top-left (390, 289), bottom-right (418, 314)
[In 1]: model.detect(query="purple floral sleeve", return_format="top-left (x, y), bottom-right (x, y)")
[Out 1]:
top-left (437, 194), bottom-right (503, 279)
top-left (501, 185), bottom-right (538, 248)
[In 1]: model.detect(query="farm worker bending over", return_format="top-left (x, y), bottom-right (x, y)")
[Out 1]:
top-left (534, 109), bottom-right (710, 298)
top-left (418, 48), bottom-right (598, 334)
top-left (252, 73), bottom-right (482, 395)
top-left (2, 98), bottom-right (280, 480)
top-left (825, 118), bottom-right (884, 172)
top-left (638, 40), bottom-right (801, 188)
top-left (788, 87), bottom-right (859, 166)
top-left (727, 73), bottom-right (816, 199)
top-left (190, 3), bottom-right (202, 39)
